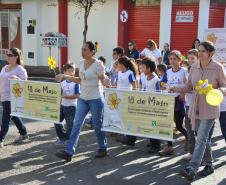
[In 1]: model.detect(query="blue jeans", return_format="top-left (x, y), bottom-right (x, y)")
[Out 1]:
top-left (65, 98), bottom-right (107, 155)
top-left (0, 101), bottom-right (27, 142)
top-left (54, 105), bottom-right (76, 141)
top-left (219, 111), bottom-right (226, 142)
top-left (188, 119), bottom-right (215, 174)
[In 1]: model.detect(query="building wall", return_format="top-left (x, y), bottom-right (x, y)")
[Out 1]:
top-left (68, 0), bottom-right (118, 67)
top-left (22, 0), bottom-right (58, 66)
top-left (1, 0), bottom-right (58, 66)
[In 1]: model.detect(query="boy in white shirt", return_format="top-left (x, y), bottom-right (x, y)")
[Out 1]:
top-left (54, 63), bottom-right (80, 146)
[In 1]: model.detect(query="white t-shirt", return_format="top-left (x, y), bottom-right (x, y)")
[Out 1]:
top-left (139, 73), bottom-right (146, 91)
top-left (144, 75), bottom-right (160, 92)
top-left (117, 70), bottom-right (135, 90)
top-left (79, 59), bottom-right (105, 100)
top-left (167, 68), bottom-right (187, 87)
top-left (185, 93), bottom-right (192, 107)
top-left (140, 48), bottom-right (161, 62)
top-left (167, 67), bottom-right (187, 96)
top-left (61, 80), bottom-right (80, 107)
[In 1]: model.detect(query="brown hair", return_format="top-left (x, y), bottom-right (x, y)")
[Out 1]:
top-left (168, 50), bottom-right (182, 61)
top-left (62, 63), bottom-right (75, 72)
top-left (187, 49), bottom-right (198, 58)
top-left (146, 39), bottom-right (157, 49)
top-left (118, 56), bottom-right (138, 78)
top-left (199, 41), bottom-right (215, 53)
top-left (9, 48), bottom-right (23, 65)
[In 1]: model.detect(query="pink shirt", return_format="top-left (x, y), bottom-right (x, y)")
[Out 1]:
top-left (177, 60), bottom-right (226, 129)
top-left (0, 65), bottom-right (28, 102)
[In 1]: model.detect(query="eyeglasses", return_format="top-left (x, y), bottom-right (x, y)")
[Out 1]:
top-left (7, 54), bottom-right (16, 57)
top-left (128, 44), bottom-right (133, 47)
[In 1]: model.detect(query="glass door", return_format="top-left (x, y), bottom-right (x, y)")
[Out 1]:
top-left (0, 10), bottom-right (21, 60)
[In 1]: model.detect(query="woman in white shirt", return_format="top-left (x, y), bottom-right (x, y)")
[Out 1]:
top-left (56, 41), bottom-right (110, 162)
top-left (140, 39), bottom-right (162, 64)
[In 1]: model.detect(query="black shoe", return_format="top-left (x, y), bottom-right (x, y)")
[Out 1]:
top-left (95, 149), bottom-right (107, 158)
top-left (56, 150), bottom-right (72, 162)
top-left (180, 168), bottom-right (196, 182)
top-left (148, 146), bottom-right (160, 153)
top-left (199, 165), bottom-right (214, 177)
top-left (119, 138), bottom-right (135, 146)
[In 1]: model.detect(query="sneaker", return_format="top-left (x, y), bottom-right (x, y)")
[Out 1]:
top-left (14, 135), bottom-right (29, 144)
top-left (0, 142), bottom-right (3, 148)
top-left (95, 149), bottom-right (108, 158)
top-left (55, 139), bottom-right (65, 146)
top-left (149, 146), bottom-right (160, 153)
top-left (56, 150), bottom-right (72, 162)
top-left (159, 146), bottom-right (174, 156)
top-left (119, 139), bottom-right (135, 146)
top-left (199, 165), bottom-right (214, 176)
top-left (180, 168), bottom-right (196, 182)
top-left (173, 128), bottom-right (178, 135)
top-left (182, 153), bottom-right (192, 161)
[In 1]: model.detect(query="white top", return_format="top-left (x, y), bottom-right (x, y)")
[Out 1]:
top-left (139, 73), bottom-right (146, 91)
top-left (140, 48), bottom-right (161, 62)
top-left (0, 65), bottom-right (27, 102)
top-left (167, 67), bottom-right (187, 96)
top-left (185, 93), bottom-right (192, 107)
top-left (61, 80), bottom-right (80, 107)
top-left (144, 75), bottom-right (160, 92)
top-left (79, 59), bottom-right (104, 100)
top-left (117, 70), bottom-right (135, 90)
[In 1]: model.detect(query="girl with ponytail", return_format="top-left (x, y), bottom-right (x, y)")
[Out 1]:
top-left (116, 56), bottom-right (138, 90)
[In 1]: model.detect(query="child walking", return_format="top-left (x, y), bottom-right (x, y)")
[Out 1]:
top-left (159, 50), bottom-right (188, 155)
top-left (54, 63), bottom-right (80, 146)
top-left (182, 49), bottom-right (198, 160)
top-left (116, 56), bottom-right (138, 90)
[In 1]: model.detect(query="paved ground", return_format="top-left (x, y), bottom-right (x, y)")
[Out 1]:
top-left (0, 106), bottom-right (226, 185)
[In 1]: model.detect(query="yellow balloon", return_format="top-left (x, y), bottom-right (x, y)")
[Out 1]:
top-left (206, 89), bottom-right (224, 106)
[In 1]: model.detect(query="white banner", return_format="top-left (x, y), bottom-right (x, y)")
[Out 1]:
top-left (102, 88), bottom-right (175, 141)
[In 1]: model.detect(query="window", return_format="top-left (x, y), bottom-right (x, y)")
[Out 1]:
top-left (210, 0), bottom-right (226, 6)
top-left (173, 0), bottom-right (199, 4)
top-left (0, 10), bottom-right (21, 60)
top-left (133, 0), bottom-right (160, 6)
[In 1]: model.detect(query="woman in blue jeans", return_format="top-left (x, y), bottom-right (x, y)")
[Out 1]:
top-left (0, 48), bottom-right (29, 148)
top-left (55, 41), bottom-right (110, 162)
top-left (171, 41), bottom-right (226, 181)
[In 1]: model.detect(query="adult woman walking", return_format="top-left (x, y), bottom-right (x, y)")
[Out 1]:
top-left (170, 41), bottom-right (226, 181)
top-left (0, 48), bottom-right (29, 148)
top-left (56, 41), bottom-right (109, 162)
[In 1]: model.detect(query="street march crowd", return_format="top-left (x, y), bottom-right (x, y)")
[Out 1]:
top-left (0, 38), bottom-right (226, 182)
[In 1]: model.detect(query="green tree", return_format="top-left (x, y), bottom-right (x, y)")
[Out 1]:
top-left (69, 0), bottom-right (106, 43)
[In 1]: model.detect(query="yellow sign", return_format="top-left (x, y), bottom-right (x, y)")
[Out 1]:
top-left (103, 89), bottom-right (175, 141)
top-left (10, 80), bottom-right (61, 122)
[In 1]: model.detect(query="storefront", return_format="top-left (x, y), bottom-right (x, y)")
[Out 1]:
top-left (119, 0), bottom-right (226, 54)
top-left (0, 0), bottom-right (225, 68)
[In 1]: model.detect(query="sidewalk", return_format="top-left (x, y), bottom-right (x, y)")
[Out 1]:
top-left (0, 120), bottom-right (225, 185)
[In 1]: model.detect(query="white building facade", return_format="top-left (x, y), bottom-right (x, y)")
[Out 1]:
top-left (0, 0), bottom-right (225, 68)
